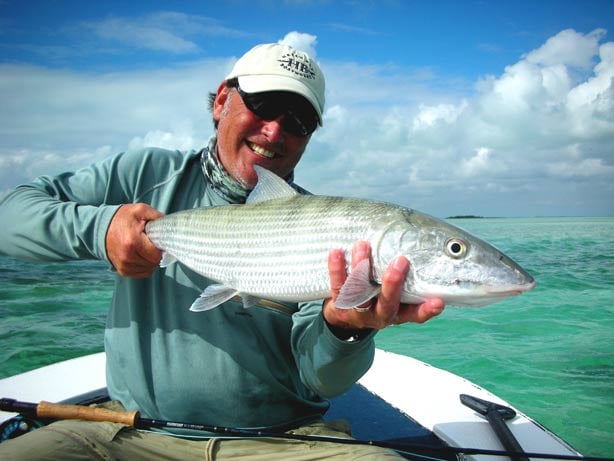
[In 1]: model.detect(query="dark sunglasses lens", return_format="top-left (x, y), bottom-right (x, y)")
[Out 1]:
top-left (283, 111), bottom-right (316, 137)
top-left (241, 91), bottom-right (317, 136)
top-left (244, 94), bottom-right (280, 119)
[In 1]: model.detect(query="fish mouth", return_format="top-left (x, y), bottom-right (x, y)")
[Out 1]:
top-left (485, 279), bottom-right (537, 297)
top-left (439, 279), bottom-right (537, 307)
top-left (248, 141), bottom-right (277, 159)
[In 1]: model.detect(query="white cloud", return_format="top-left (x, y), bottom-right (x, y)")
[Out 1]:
top-left (1, 28), bottom-right (613, 217)
top-left (91, 17), bottom-right (200, 54)
top-left (412, 100), bottom-right (468, 131)
top-left (129, 120), bottom-right (201, 151)
top-left (302, 28), bottom-right (614, 216)
top-left (460, 147), bottom-right (506, 178)
top-left (0, 59), bottom-right (227, 180)
top-left (278, 31), bottom-right (318, 59)
top-left (82, 11), bottom-right (248, 54)
top-left (547, 158), bottom-right (614, 178)
top-left (524, 28), bottom-right (605, 69)
top-left (566, 42), bottom-right (614, 137)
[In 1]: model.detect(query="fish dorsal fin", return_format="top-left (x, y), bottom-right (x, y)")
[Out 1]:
top-left (247, 166), bottom-right (298, 204)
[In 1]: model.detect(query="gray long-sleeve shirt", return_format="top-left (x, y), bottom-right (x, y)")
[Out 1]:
top-left (0, 143), bottom-right (375, 430)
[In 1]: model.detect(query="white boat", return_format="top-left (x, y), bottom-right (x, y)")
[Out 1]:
top-left (0, 348), bottom-right (582, 460)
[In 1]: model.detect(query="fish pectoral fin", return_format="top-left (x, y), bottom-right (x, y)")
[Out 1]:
top-left (335, 259), bottom-right (382, 309)
top-left (240, 294), bottom-right (260, 309)
top-left (246, 166), bottom-right (298, 204)
top-left (189, 284), bottom-right (239, 312)
top-left (159, 252), bottom-right (178, 267)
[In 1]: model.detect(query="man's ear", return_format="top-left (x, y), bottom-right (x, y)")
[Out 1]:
top-left (212, 82), bottom-right (230, 122)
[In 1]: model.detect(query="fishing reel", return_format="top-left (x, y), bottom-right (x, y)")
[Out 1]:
top-left (0, 414), bottom-right (45, 442)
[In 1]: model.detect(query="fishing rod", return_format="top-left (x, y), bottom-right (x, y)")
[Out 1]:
top-left (1, 398), bottom-right (612, 461)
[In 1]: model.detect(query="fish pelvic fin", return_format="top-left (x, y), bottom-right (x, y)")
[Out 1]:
top-left (247, 166), bottom-right (298, 204)
top-left (240, 294), bottom-right (260, 309)
top-left (335, 259), bottom-right (382, 309)
top-left (159, 252), bottom-right (178, 268)
top-left (190, 284), bottom-right (239, 312)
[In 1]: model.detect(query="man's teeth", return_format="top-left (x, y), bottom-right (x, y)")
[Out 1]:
top-left (249, 142), bottom-right (275, 159)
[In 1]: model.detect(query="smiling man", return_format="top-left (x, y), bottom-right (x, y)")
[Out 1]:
top-left (213, 45), bottom-right (322, 189)
top-left (0, 43), bottom-right (444, 460)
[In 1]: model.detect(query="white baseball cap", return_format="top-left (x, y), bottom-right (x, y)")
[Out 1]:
top-left (226, 43), bottom-right (325, 125)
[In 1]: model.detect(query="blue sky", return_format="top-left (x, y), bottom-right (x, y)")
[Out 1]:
top-left (1, 0), bottom-right (613, 217)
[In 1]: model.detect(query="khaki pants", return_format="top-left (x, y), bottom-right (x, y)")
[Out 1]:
top-left (0, 405), bottom-right (405, 460)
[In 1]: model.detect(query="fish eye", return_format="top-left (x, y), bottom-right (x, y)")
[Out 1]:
top-left (445, 238), bottom-right (467, 259)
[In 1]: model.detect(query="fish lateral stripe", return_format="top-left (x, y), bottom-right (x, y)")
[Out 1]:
top-left (145, 167), bottom-right (535, 311)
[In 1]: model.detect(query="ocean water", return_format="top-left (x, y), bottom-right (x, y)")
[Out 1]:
top-left (0, 217), bottom-right (612, 457)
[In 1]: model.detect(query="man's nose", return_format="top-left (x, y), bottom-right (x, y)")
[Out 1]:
top-left (261, 115), bottom-right (286, 142)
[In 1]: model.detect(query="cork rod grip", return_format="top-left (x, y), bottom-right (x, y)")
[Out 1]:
top-left (37, 401), bottom-right (139, 426)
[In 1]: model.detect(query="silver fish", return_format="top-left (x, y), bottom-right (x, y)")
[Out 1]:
top-left (145, 166), bottom-right (535, 312)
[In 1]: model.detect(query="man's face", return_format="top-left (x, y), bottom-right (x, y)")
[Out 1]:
top-left (212, 83), bottom-right (312, 189)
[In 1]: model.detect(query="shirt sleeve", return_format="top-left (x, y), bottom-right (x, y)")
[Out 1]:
top-left (0, 156), bottom-right (125, 262)
top-left (291, 299), bottom-right (376, 398)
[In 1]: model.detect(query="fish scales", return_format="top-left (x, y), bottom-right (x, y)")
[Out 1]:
top-left (145, 165), bottom-right (535, 311)
top-left (147, 195), bottom-right (393, 301)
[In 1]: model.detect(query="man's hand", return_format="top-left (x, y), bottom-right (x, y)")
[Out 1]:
top-left (323, 241), bottom-right (445, 331)
top-left (105, 203), bottom-right (164, 278)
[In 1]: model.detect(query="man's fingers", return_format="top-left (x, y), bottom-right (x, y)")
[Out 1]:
top-left (106, 203), bottom-right (164, 278)
top-left (119, 262), bottom-right (159, 279)
top-left (350, 241), bottom-right (371, 270)
top-left (395, 298), bottom-right (445, 324)
top-left (135, 205), bottom-right (164, 265)
top-left (374, 256), bottom-right (408, 321)
top-left (327, 248), bottom-right (347, 295)
top-left (324, 241), bottom-right (445, 331)
top-left (138, 204), bottom-right (165, 222)
top-left (136, 235), bottom-right (163, 266)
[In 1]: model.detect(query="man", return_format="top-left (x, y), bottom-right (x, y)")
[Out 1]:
top-left (0, 43), bottom-right (444, 460)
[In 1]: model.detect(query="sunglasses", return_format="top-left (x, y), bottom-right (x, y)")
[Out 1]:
top-left (236, 86), bottom-right (318, 137)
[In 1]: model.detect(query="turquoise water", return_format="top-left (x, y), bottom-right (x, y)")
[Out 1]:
top-left (1, 217), bottom-right (613, 457)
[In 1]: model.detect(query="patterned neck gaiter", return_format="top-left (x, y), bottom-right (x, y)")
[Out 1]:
top-left (200, 137), bottom-right (250, 203)
top-left (200, 136), bottom-right (302, 203)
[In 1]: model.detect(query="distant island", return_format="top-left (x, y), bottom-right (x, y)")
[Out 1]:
top-left (446, 215), bottom-right (485, 219)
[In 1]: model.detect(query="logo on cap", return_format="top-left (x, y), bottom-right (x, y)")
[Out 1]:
top-left (278, 52), bottom-right (316, 80)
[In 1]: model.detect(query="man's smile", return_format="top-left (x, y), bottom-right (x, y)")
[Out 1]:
top-left (248, 141), bottom-right (276, 159)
